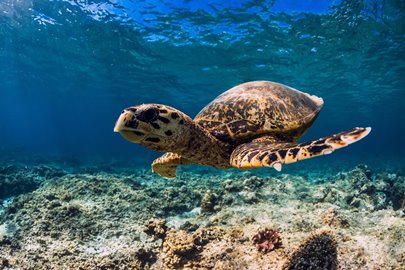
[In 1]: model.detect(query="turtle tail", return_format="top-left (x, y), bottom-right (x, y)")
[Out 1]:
top-left (230, 127), bottom-right (371, 171)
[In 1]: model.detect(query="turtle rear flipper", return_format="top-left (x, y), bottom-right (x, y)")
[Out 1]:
top-left (230, 127), bottom-right (371, 171)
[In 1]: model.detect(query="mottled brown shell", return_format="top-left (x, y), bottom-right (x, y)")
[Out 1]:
top-left (194, 81), bottom-right (324, 144)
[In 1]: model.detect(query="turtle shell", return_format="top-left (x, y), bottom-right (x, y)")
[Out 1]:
top-left (194, 81), bottom-right (324, 144)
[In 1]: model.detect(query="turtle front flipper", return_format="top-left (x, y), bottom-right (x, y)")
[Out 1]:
top-left (152, 152), bottom-right (192, 178)
top-left (230, 127), bottom-right (371, 171)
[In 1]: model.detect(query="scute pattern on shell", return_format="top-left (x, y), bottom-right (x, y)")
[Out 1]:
top-left (194, 81), bottom-right (323, 144)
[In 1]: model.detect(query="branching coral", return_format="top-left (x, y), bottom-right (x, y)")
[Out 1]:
top-left (252, 228), bottom-right (282, 253)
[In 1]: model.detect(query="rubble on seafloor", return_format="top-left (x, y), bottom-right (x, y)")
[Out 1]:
top-left (0, 163), bottom-right (404, 269)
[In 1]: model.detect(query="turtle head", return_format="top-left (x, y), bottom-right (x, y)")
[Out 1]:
top-left (114, 104), bottom-right (191, 152)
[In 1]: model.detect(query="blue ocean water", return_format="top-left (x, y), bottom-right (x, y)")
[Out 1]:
top-left (0, 0), bottom-right (404, 171)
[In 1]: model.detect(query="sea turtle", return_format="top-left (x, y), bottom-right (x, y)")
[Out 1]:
top-left (114, 81), bottom-right (371, 178)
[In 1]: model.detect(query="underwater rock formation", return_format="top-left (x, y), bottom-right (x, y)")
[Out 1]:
top-left (144, 218), bottom-right (168, 239)
top-left (155, 226), bottom-right (226, 269)
top-left (161, 229), bottom-right (198, 268)
top-left (321, 208), bottom-right (350, 228)
top-left (0, 163), bottom-right (404, 269)
top-left (313, 165), bottom-right (404, 211)
top-left (0, 164), bottom-right (66, 199)
top-left (378, 172), bottom-right (405, 210)
top-left (201, 189), bottom-right (219, 213)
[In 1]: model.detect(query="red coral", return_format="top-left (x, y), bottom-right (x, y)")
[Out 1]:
top-left (252, 228), bottom-right (282, 253)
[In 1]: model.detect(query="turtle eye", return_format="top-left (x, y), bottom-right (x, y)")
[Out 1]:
top-left (138, 108), bottom-right (159, 122)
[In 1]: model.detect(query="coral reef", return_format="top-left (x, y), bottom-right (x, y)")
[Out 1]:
top-left (161, 229), bottom-right (199, 268)
top-left (0, 162), bottom-right (404, 269)
top-left (144, 218), bottom-right (168, 239)
top-left (321, 208), bottom-right (350, 228)
top-left (332, 165), bottom-right (405, 211)
top-left (201, 189), bottom-right (219, 213)
top-left (155, 226), bottom-right (226, 269)
top-left (252, 228), bottom-right (282, 253)
top-left (378, 172), bottom-right (405, 210)
top-left (0, 164), bottom-right (65, 198)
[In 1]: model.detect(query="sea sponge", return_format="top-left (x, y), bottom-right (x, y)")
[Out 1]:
top-left (252, 228), bottom-right (282, 253)
top-left (283, 229), bottom-right (338, 270)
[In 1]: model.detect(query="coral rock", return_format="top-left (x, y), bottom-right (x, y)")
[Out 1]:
top-left (321, 208), bottom-right (350, 228)
top-left (161, 229), bottom-right (198, 269)
top-left (144, 219), bottom-right (168, 239)
top-left (201, 190), bottom-right (218, 213)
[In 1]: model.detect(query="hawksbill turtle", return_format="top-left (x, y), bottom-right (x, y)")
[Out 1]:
top-left (114, 81), bottom-right (371, 178)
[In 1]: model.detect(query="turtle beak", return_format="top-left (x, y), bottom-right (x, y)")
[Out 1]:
top-left (114, 109), bottom-right (140, 133)
top-left (114, 111), bottom-right (130, 133)
top-left (114, 108), bottom-right (146, 143)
